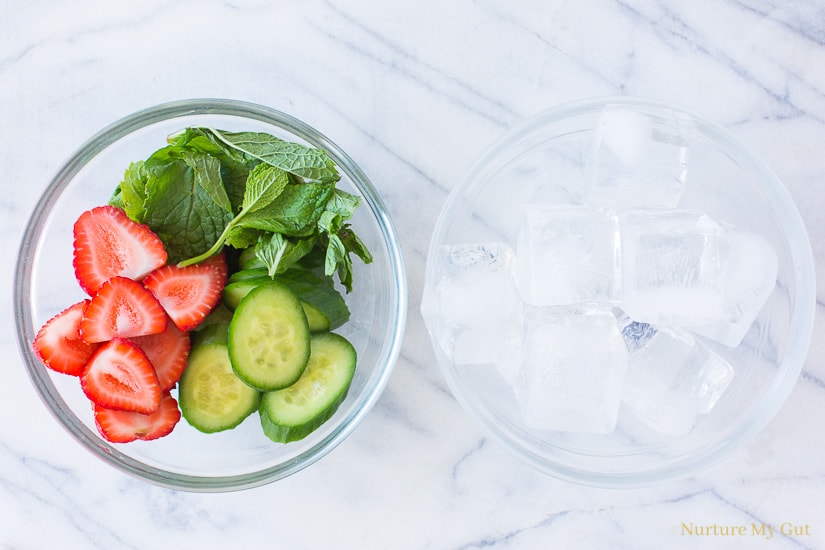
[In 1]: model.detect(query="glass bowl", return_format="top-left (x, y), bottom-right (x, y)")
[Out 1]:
top-left (14, 99), bottom-right (407, 491)
top-left (422, 97), bottom-right (816, 488)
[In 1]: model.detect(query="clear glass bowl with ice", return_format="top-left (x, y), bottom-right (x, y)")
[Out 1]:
top-left (421, 97), bottom-right (815, 487)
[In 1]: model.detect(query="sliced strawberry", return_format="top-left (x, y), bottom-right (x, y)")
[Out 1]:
top-left (81, 338), bottom-right (161, 414)
top-left (130, 321), bottom-right (191, 391)
top-left (144, 259), bottom-right (227, 331)
top-left (32, 300), bottom-right (98, 376)
top-left (200, 250), bottom-right (228, 282)
top-left (93, 391), bottom-right (181, 443)
top-left (73, 205), bottom-right (167, 295)
top-left (80, 276), bottom-right (167, 343)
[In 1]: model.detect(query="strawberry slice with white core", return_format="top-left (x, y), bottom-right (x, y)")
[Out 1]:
top-left (73, 205), bottom-right (167, 295)
top-left (200, 250), bottom-right (228, 282)
top-left (81, 338), bottom-right (161, 414)
top-left (130, 321), bottom-right (191, 391)
top-left (93, 391), bottom-right (181, 443)
top-left (144, 257), bottom-right (227, 332)
top-left (33, 300), bottom-right (98, 376)
top-left (80, 276), bottom-right (167, 343)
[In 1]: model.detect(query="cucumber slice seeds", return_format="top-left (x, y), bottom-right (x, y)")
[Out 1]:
top-left (260, 332), bottom-right (357, 443)
top-left (179, 324), bottom-right (261, 433)
top-left (228, 281), bottom-right (311, 391)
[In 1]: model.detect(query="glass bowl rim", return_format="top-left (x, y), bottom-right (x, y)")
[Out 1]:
top-left (14, 98), bottom-right (408, 492)
top-left (425, 95), bottom-right (817, 488)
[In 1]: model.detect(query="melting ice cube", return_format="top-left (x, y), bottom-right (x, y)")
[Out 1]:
top-left (514, 204), bottom-right (620, 306)
top-left (692, 229), bottom-right (778, 347)
top-left (619, 209), bottom-right (725, 326)
top-left (620, 323), bottom-right (735, 435)
top-left (513, 307), bottom-right (628, 434)
top-left (584, 105), bottom-right (691, 211)
top-left (420, 243), bottom-right (521, 366)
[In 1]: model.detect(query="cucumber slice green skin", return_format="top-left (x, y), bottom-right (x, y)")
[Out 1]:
top-left (223, 278), bottom-right (267, 310)
top-left (179, 324), bottom-right (262, 433)
top-left (228, 268), bottom-right (269, 284)
top-left (259, 332), bottom-right (356, 443)
top-left (229, 266), bottom-right (348, 329)
top-left (228, 281), bottom-right (311, 392)
top-left (274, 267), bottom-right (350, 330)
top-left (238, 246), bottom-right (266, 270)
top-left (301, 302), bottom-right (330, 332)
top-left (223, 278), bottom-right (331, 331)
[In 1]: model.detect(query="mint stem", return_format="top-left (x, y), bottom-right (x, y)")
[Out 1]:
top-left (177, 217), bottom-right (239, 267)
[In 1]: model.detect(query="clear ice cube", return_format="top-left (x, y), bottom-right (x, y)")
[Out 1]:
top-left (620, 323), bottom-right (735, 435)
top-left (514, 204), bottom-right (620, 306)
top-left (584, 105), bottom-right (691, 211)
top-left (619, 209), bottom-right (725, 326)
top-left (420, 243), bottom-right (522, 367)
top-left (692, 229), bottom-right (778, 347)
top-left (514, 307), bottom-right (628, 434)
top-left (615, 309), bottom-right (658, 353)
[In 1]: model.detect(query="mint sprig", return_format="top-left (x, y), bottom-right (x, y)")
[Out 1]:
top-left (111, 126), bottom-right (372, 292)
top-left (178, 163), bottom-right (290, 267)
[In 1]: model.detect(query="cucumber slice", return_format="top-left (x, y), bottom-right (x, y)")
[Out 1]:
top-left (228, 281), bottom-right (311, 391)
top-left (223, 279), bottom-right (266, 310)
top-left (179, 324), bottom-right (261, 433)
top-left (259, 332), bottom-right (356, 442)
top-left (224, 278), bottom-right (331, 331)
top-left (228, 267), bottom-right (269, 284)
top-left (193, 303), bottom-right (235, 331)
top-left (275, 267), bottom-right (349, 330)
top-left (238, 246), bottom-right (266, 270)
top-left (301, 302), bottom-right (330, 332)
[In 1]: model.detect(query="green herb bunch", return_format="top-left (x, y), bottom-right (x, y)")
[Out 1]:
top-left (109, 127), bottom-right (372, 292)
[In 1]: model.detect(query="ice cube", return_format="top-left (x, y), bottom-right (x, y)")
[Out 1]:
top-left (584, 105), bottom-right (691, 211)
top-left (514, 307), bottom-right (627, 434)
top-left (514, 204), bottom-right (620, 306)
top-left (620, 209), bottom-right (725, 326)
top-left (621, 325), bottom-right (734, 435)
top-left (420, 243), bottom-right (522, 366)
top-left (692, 229), bottom-right (778, 347)
top-left (615, 309), bottom-right (658, 353)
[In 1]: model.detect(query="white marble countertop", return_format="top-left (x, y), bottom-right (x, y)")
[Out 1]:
top-left (3, 1), bottom-right (824, 548)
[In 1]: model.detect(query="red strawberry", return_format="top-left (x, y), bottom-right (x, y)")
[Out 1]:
top-left (200, 250), bottom-right (228, 281)
top-left (80, 338), bottom-right (161, 414)
top-left (130, 321), bottom-right (191, 391)
top-left (93, 391), bottom-right (181, 443)
top-left (32, 300), bottom-right (98, 376)
top-left (73, 205), bottom-right (167, 295)
top-left (143, 258), bottom-right (227, 331)
top-left (80, 276), bottom-right (167, 343)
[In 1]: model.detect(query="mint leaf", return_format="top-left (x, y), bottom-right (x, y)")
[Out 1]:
top-left (255, 233), bottom-right (316, 276)
top-left (240, 181), bottom-right (334, 237)
top-left (339, 225), bottom-right (373, 264)
top-left (177, 160), bottom-right (295, 266)
top-left (316, 207), bottom-right (373, 292)
top-left (255, 233), bottom-right (288, 277)
top-left (140, 159), bottom-right (233, 264)
top-left (117, 161), bottom-right (149, 221)
top-left (202, 128), bottom-right (340, 183)
top-left (324, 233), bottom-right (352, 291)
top-left (224, 226), bottom-right (263, 249)
top-left (183, 150), bottom-right (231, 213)
top-left (325, 188), bottom-right (362, 218)
top-left (170, 128), bottom-right (252, 211)
top-left (242, 163), bottom-right (289, 213)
